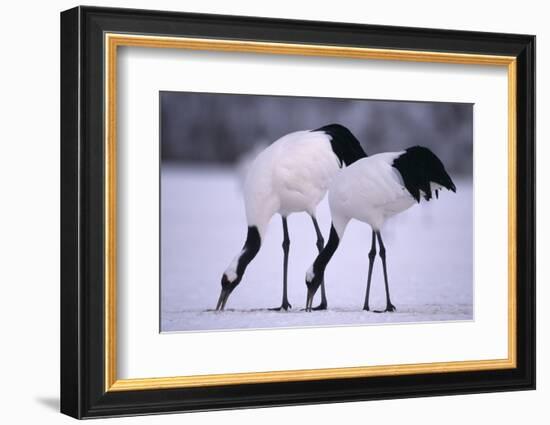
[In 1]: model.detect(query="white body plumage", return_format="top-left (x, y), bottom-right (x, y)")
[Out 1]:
top-left (243, 130), bottom-right (341, 237)
top-left (328, 152), bottom-right (416, 236)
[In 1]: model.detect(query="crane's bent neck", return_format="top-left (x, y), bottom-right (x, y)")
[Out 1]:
top-left (307, 224), bottom-right (341, 284)
top-left (224, 226), bottom-right (261, 283)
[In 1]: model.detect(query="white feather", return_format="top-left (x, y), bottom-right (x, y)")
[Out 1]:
top-left (224, 249), bottom-right (244, 282)
top-left (328, 152), bottom-right (416, 235)
top-left (243, 130), bottom-right (341, 237)
top-left (306, 266), bottom-right (315, 282)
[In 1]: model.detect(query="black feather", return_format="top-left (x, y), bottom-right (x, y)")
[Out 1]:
top-left (392, 146), bottom-right (456, 203)
top-left (313, 124), bottom-right (367, 166)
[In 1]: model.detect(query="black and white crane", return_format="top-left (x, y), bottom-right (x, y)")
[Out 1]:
top-left (305, 146), bottom-right (456, 312)
top-left (216, 124), bottom-right (367, 311)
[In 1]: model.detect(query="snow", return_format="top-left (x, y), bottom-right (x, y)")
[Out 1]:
top-left (161, 165), bottom-right (473, 332)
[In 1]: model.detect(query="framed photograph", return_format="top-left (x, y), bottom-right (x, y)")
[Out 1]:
top-left (60, 6), bottom-right (535, 419)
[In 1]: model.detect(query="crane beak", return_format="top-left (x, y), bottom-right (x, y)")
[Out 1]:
top-left (216, 274), bottom-right (239, 311)
top-left (305, 286), bottom-right (317, 312)
top-left (305, 290), bottom-right (312, 312)
top-left (215, 289), bottom-right (225, 311)
top-left (216, 287), bottom-right (232, 311)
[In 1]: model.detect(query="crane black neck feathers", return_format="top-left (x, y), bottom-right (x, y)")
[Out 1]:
top-left (237, 226), bottom-right (261, 277)
top-left (314, 124), bottom-right (367, 167)
top-left (392, 146), bottom-right (456, 202)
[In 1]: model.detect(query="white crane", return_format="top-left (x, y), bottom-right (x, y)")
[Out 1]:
top-left (305, 146), bottom-right (456, 312)
top-left (216, 124), bottom-right (367, 311)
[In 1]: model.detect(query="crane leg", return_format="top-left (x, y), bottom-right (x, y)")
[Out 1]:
top-left (363, 230), bottom-right (377, 311)
top-left (270, 216), bottom-right (292, 311)
top-left (374, 231), bottom-right (396, 312)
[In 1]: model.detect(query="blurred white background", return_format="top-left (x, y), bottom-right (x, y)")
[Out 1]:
top-left (0, 0), bottom-right (544, 424)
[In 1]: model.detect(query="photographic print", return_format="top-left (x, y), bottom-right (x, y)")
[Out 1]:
top-left (61, 9), bottom-right (535, 417)
top-left (160, 92), bottom-right (473, 332)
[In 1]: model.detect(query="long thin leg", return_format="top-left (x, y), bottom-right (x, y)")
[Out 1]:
top-left (363, 230), bottom-right (377, 311)
top-left (271, 216), bottom-right (292, 311)
top-left (375, 231), bottom-right (396, 312)
top-left (311, 216), bottom-right (328, 311)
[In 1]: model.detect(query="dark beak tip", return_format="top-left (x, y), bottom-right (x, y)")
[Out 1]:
top-left (216, 287), bottom-right (230, 311)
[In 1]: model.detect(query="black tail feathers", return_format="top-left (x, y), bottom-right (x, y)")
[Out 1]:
top-left (392, 146), bottom-right (456, 202)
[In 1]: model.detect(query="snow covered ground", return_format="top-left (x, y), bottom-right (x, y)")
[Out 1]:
top-left (161, 165), bottom-right (473, 332)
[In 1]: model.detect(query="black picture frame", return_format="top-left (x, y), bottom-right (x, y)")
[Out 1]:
top-left (61, 5), bottom-right (535, 419)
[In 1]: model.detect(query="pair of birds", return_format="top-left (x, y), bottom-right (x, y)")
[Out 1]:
top-left (216, 124), bottom-right (456, 312)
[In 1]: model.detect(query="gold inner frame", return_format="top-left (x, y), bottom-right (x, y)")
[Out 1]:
top-left (104, 33), bottom-right (517, 392)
